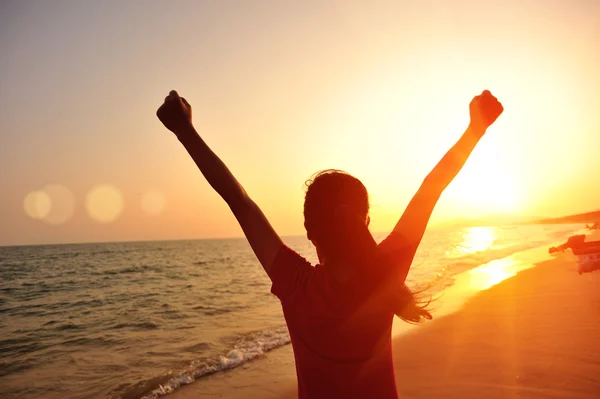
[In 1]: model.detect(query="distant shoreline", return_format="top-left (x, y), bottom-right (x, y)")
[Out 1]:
top-left (524, 210), bottom-right (600, 225)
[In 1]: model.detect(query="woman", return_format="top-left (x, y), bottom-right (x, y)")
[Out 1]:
top-left (156, 89), bottom-right (503, 398)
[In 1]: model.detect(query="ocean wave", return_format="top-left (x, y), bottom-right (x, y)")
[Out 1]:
top-left (111, 321), bottom-right (160, 331)
top-left (0, 339), bottom-right (49, 357)
top-left (112, 325), bottom-right (291, 399)
top-left (0, 359), bottom-right (36, 377)
top-left (192, 305), bottom-right (234, 316)
top-left (61, 336), bottom-right (120, 347)
top-left (192, 256), bottom-right (235, 266)
top-left (86, 248), bottom-right (135, 257)
top-left (72, 299), bottom-right (104, 308)
top-left (116, 265), bottom-right (163, 274)
top-left (54, 323), bottom-right (84, 331)
top-left (183, 342), bottom-right (211, 352)
top-left (0, 337), bottom-right (36, 351)
top-left (0, 302), bottom-right (46, 315)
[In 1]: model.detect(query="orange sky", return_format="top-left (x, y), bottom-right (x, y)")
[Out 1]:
top-left (1, 0), bottom-right (598, 246)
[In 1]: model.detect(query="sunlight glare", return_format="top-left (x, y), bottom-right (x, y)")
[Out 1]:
top-left (445, 151), bottom-right (521, 214)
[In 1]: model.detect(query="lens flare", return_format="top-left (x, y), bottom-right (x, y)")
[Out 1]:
top-left (24, 190), bottom-right (52, 220)
top-left (44, 184), bottom-right (76, 224)
top-left (25, 184), bottom-right (76, 224)
top-left (86, 184), bottom-right (124, 223)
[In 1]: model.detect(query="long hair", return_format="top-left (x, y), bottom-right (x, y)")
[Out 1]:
top-left (304, 169), bottom-right (431, 323)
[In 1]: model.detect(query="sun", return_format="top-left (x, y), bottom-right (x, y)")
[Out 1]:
top-left (445, 152), bottom-right (521, 215)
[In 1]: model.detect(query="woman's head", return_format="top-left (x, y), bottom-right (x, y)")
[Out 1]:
top-left (303, 170), bottom-right (374, 265)
top-left (303, 169), bottom-right (432, 323)
top-left (303, 170), bottom-right (369, 240)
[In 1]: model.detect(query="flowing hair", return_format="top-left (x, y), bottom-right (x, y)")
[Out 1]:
top-left (303, 169), bottom-right (431, 323)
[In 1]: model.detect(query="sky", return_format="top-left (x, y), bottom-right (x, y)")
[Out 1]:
top-left (0, 0), bottom-right (598, 246)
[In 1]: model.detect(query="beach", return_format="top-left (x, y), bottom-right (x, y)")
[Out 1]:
top-left (1, 225), bottom-right (596, 399)
top-left (168, 232), bottom-right (600, 399)
top-left (3, 2), bottom-right (600, 397)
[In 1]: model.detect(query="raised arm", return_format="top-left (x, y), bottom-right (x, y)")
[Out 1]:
top-left (379, 90), bottom-right (504, 280)
top-left (156, 91), bottom-right (284, 276)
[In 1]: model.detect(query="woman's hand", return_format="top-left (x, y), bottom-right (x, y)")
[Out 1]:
top-left (156, 90), bottom-right (194, 136)
top-left (380, 90), bottom-right (505, 272)
top-left (155, 91), bottom-right (284, 278)
top-left (469, 90), bottom-right (504, 135)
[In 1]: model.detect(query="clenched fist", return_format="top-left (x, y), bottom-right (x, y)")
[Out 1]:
top-left (157, 90), bottom-right (193, 135)
top-left (469, 90), bottom-right (503, 133)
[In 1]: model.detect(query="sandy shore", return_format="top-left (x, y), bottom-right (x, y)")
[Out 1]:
top-left (168, 233), bottom-right (600, 399)
top-left (392, 252), bottom-right (600, 398)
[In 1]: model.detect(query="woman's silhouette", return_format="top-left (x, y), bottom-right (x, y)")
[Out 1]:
top-left (157, 89), bottom-right (503, 398)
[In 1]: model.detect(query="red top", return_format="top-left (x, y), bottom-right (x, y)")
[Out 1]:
top-left (270, 245), bottom-right (401, 399)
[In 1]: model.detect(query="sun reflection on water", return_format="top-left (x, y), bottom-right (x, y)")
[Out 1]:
top-left (449, 226), bottom-right (523, 290)
top-left (449, 226), bottom-right (497, 257)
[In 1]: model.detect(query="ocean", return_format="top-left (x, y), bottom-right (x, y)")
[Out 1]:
top-left (0, 224), bottom-right (584, 399)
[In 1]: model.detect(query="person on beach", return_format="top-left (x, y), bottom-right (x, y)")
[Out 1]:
top-left (157, 89), bottom-right (503, 398)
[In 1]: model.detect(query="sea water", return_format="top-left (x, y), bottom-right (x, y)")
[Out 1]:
top-left (0, 224), bottom-right (583, 399)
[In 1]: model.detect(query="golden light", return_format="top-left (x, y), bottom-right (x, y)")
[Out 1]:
top-left (445, 147), bottom-right (521, 215)
top-left (141, 189), bottom-right (166, 216)
top-left (468, 258), bottom-right (517, 290)
top-left (24, 190), bottom-right (52, 220)
top-left (85, 184), bottom-right (124, 223)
